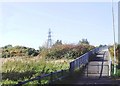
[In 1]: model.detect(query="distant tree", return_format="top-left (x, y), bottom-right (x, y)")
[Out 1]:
top-left (78, 39), bottom-right (89, 45)
top-left (39, 46), bottom-right (47, 52)
top-left (99, 45), bottom-right (103, 47)
top-left (14, 45), bottom-right (21, 49)
top-left (41, 41), bottom-right (48, 49)
top-left (53, 40), bottom-right (62, 46)
top-left (2, 45), bottom-right (39, 58)
top-left (4, 45), bottom-right (12, 49)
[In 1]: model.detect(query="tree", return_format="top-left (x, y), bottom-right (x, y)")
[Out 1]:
top-left (53, 40), bottom-right (62, 46)
top-left (2, 45), bottom-right (39, 58)
top-left (4, 45), bottom-right (12, 49)
top-left (78, 39), bottom-right (89, 45)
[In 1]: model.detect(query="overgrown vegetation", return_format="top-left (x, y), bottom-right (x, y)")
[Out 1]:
top-left (1, 42), bottom-right (95, 85)
top-left (2, 57), bottom-right (70, 85)
top-left (40, 44), bottom-right (94, 60)
top-left (109, 44), bottom-right (120, 66)
top-left (109, 44), bottom-right (120, 77)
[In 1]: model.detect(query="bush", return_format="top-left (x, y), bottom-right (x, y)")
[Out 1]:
top-left (41, 44), bottom-right (94, 60)
top-left (1, 45), bottom-right (39, 58)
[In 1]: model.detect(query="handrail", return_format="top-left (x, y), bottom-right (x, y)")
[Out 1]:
top-left (69, 45), bottom-right (107, 73)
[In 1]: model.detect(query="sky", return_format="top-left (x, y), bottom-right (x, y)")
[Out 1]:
top-left (0, 1), bottom-right (118, 50)
top-left (118, 2), bottom-right (120, 44)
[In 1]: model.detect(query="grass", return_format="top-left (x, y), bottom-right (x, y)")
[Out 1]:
top-left (1, 56), bottom-right (70, 85)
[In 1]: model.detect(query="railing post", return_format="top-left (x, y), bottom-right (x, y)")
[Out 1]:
top-left (87, 65), bottom-right (88, 77)
top-left (69, 62), bottom-right (74, 74)
top-left (108, 65), bottom-right (109, 76)
top-left (17, 82), bottom-right (22, 86)
top-left (61, 70), bottom-right (64, 76)
top-left (78, 59), bottom-right (80, 68)
top-left (50, 72), bottom-right (53, 83)
top-left (38, 76), bottom-right (41, 86)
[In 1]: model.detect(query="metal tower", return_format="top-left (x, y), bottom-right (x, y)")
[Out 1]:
top-left (47, 28), bottom-right (52, 48)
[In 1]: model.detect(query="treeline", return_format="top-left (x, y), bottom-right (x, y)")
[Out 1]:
top-left (1, 39), bottom-right (94, 59)
top-left (1, 44), bottom-right (94, 59)
top-left (1, 45), bottom-right (39, 58)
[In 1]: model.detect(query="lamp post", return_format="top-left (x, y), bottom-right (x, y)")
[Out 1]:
top-left (112, 0), bottom-right (116, 74)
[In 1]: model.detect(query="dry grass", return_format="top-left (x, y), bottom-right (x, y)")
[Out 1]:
top-left (1, 56), bottom-right (72, 65)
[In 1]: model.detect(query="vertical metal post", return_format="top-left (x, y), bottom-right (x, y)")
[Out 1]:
top-left (38, 77), bottom-right (41, 86)
top-left (108, 65), bottom-right (109, 76)
top-left (50, 72), bottom-right (53, 83)
top-left (61, 70), bottom-right (64, 77)
top-left (69, 62), bottom-right (74, 74)
top-left (18, 82), bottom-right (22, 86)
top-left (112, 0), bottom-right (116, 74)
top-left (87, 65), bottom-right (88, 77)
top-left (108, 47), bottom-right (112, 76)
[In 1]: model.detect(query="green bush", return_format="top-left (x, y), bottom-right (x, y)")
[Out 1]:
top-left (1, 45), bottom-right (39, 58)
top-left (116, 69), bottom-right (120, 77)
top-left (42, 44), bottom-right (94, 59)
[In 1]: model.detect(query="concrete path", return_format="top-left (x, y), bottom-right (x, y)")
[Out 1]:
top-left (84, 50), bottom-right (110, 78)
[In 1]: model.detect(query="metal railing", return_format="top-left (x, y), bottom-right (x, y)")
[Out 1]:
top-left (69, 45), bottom-right (107, 73)
top-left (15, 69), bottom-right (69, 86)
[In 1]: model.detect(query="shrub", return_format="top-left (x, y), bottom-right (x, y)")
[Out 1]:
top-left (1, 45), bottom-right (39, 58)
top-left (41, 44), bottom-right (94, 59)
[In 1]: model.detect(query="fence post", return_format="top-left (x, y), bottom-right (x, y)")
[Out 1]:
top-left (87, 65), bottom-right (88, 77)
top-left (61, 70), bottom-right (64, 76)
top-left (17, 81), bottom-right (22, 86)
top-left (78, 59), bottom-right (80, 68)
top-left (38, 76), bottom-right (41, 86)
top-left (69, 62), bottom-right (74, 74)
top-left (50, 72), bottom-right (53, 84)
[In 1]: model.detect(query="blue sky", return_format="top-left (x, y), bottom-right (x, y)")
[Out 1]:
top-left (0, 2), bottom-right (118, 50)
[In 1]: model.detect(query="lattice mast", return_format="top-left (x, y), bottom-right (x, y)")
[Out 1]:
top-left (47, 28), bottom-right (52, 48)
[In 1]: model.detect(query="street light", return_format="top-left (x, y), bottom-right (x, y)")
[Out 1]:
top-left (112, 0), bottom-right (116, 74)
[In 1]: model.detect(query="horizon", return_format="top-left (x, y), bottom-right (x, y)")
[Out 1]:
top-left (0, 2), bottom-right (118, 50)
